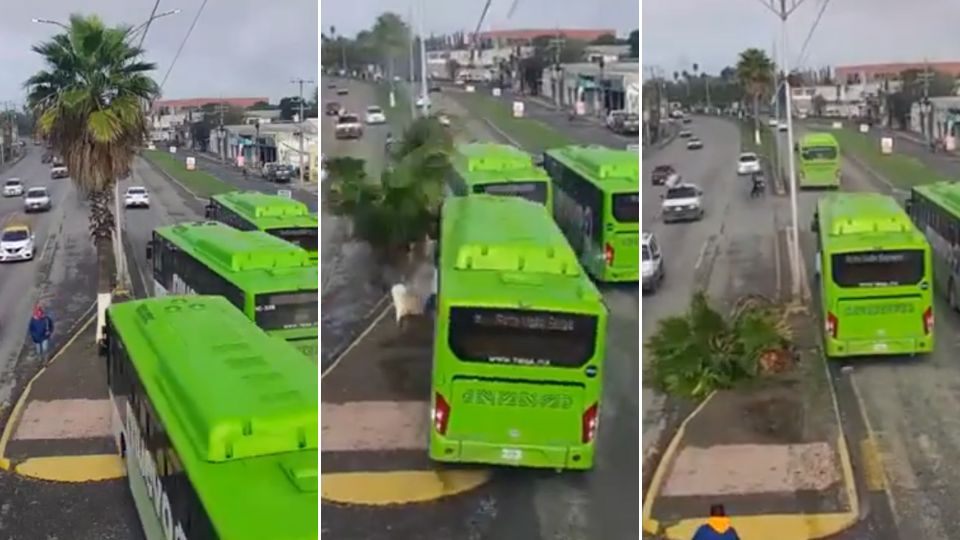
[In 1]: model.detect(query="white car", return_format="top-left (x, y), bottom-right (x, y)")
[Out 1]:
top-left (50, 166), bottom-right (68, 179)
top-left (416, 96), bottom-right (431, 109)
top-left (3, 178), bottom-right (24, 197)
top-left (686, 137), bottom-right (704, 150)
top-left (737, 152), bottom-right (761, 175)
top-left (768, 118), bottom-right (778, 127)
top-left (778, 122), bottom-right (788, 132)
top-left (124, 186), bottom-right (150, 208)
top-left (365, 106), bottom-right (387, 125)
top-left (642, 232), bottom-right (665, 293)
top-left (23, 187), bottom-right (52, 213)
top-left (0, 225), bottom-right (34, 262)
top-left (661, 183), bottom-right (704, 223)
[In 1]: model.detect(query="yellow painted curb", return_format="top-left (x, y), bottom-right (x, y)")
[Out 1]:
top-left (642, 351), bottom-right (862, 539)
top-left (321, 469), bottom-right (491, 506)
top-left (16, 454), bottom-right (125, 482)
top-left (0, 313), bottom-right (97, 471)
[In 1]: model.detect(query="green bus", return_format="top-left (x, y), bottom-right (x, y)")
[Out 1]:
top-left (147, 222), bottom-right (318, 358)
top-left (430, 195), bottom-right (608, 470)
top-left (908, 181), bottom-right (960, 309)
top-left (449, 142), bottom-right (553, 211)
top-left (812, 192), bottom-right (934, 358)
top-left (103, 295), bottom-right (317, 540)
top-left (543, 145), bottom-right (639, 282)
top-left (798, 132), bottom-right (841, 188)
top-left (205, 191), bottom-right (318, 262)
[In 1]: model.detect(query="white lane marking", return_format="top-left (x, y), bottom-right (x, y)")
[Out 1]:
top-left (694, 237), bottom-right (711, 272)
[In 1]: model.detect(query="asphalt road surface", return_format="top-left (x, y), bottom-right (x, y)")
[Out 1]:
top-left (0, 149), bottom-right (142, 539)
top-left (779, 125), bottom-right (960, 539)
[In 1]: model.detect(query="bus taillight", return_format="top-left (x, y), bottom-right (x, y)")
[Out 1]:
top-left (923, 306), bottom-right (934, 335)
top-left (603, 243), bottom-right (614, 266)
top-left (581, 403), bottom-right (599, 443)
top-left (433, 392), bottom-right (451, 435)
top-left (826, 311), bottom-right (838, 338)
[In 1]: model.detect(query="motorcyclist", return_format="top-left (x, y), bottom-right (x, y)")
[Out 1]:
top-left (385, 132), bottom-right (395, 153)
top-left (750, 172), bottom-right (765, 198)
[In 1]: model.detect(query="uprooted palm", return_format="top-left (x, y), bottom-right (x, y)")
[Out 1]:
top-left (25, 14), bottom-right (159, 322)
top-left (645, 291), bottom-right (791, 399)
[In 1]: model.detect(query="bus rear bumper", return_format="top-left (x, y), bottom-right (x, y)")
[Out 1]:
top-left (825, 336), bottom-right (933, 358)
top-left (429, 437), bottom-right (594, 470)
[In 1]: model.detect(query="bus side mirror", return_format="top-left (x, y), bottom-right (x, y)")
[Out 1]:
top-left (904, 199), bottom-right (913, 213)
top-left (145, 244), bottom-right (153, 260)
top-left (204, 204), bottom-right (214, 219)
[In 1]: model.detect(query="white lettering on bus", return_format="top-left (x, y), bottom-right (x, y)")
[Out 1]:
top-left (125, 401), bottom-right (188, 540)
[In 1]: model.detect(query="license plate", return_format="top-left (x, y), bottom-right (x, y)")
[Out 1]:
top-left (873, 342), bottom-right (889, 352)
top-left (501, 448), bottom-right (522, 461)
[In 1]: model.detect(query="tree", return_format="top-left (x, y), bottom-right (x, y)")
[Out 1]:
top-left (371, 12), bottom-right (410, 79)
top-left (811, 94), bottom-right (827, 117)
top-left (590, 33), bottom-right (618, 45)
top-left (628, 29), bottom-right (639, 58)
top-left (736, 48), bottom-right (775, 144)
top-left (645, 292), bottom-right (792, 399)
top-left (248, 101), bottom-right (275, 110)
top-left (326, 117), bottom-right (451, 275)
top-left (278, 96), bottom-right (308, 121)
top-left (25, 14), bottom-right (159, 329)
top-left (446, 58), bottom-right (461, 80)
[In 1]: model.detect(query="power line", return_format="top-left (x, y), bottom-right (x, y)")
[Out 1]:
top-left (794, 0), bottom-right (832, 68)
top-left (138, 0), bottom-right (162, 49)
top-left (159, 0), bottom-right (209, 91)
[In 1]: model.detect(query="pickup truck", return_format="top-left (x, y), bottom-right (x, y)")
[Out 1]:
top-left (335, 113), bottom-right (363, 139)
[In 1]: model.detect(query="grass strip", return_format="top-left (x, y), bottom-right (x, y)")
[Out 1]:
top-left (451, 91), bottom-right (574, 153)
top-left (142, 149), bottom-right (232, 198)
top-left (831, 128), bottom-right (952, 189)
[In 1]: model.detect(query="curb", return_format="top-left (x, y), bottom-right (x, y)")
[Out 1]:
top-left (321, 297), bottom-right (390, 378)
top-left (0, 310), bottom-right (98, 472)
top-left (641, 365), bottom-right (860, 539)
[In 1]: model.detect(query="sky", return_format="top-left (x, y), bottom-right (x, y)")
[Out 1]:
top-left (321, 0), bottom-right (640, 40)
top-left (643, 0), bottom-right (960, 77)
top-left (0, 0), bottom-right (318, 106)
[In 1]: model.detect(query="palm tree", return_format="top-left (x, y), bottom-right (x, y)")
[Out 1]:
top-left (736, 48), bottom-right (775, 146)
top-left (371, 13), bottom-right (410, 81)
top-left (645, 291), bottom-right (791, 399)
top-left (25, 14), bottom-right (159, 329)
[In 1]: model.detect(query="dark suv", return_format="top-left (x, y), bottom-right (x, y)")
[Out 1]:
top-left (325, 101), bottom-right (342, 116)
top-left (651, 164), bottom-right (676, 186)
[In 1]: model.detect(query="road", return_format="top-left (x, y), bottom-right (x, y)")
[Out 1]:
top-left (777, 123), bottom-right (960, 539)
top-left (0, 148), bottom-right (142, 539)
top-left (319, 77), bottom-right (394, 365)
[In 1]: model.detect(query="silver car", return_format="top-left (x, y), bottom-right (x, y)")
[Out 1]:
top-left (23, 187), bottom-right (52, 213)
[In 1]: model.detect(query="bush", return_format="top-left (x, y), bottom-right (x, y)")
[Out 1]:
top-left (645, 291), bottom-right (792, 400)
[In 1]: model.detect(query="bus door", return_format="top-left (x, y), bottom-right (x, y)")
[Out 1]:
top-left (606, 192), bottom-right (639, 270)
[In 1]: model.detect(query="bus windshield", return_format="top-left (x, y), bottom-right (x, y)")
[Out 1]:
top-left (801, 146), bottom-right (838, 161)
top-left (472, 181), bottom-right (547, 204)
top-left (613, 193), bottom-right (639, 222)
top-left (255, 291), bottom-right (319, 330)
top-left (447, 307), bottom-right (598, 368)
top-left (831, 250), bottom-right (925, 288)
top-left (268, 227), bottom-right (318, 252)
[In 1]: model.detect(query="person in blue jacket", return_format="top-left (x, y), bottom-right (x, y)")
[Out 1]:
top-left (28, 305), bottom-right (54, 362)
top-left (692, 504), bottom-right (740, 540)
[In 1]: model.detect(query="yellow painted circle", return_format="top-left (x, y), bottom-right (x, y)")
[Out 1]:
top-left (322, 469), bottom-right (491, 506)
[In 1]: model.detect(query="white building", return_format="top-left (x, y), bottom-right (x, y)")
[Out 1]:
top-left (541, 61), bottom-right (641, 116)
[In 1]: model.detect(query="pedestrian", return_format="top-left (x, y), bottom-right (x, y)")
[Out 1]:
top-left (28, 304), bottom-right (54, 363)
top-left (691, 504), bottom-right (740, 540)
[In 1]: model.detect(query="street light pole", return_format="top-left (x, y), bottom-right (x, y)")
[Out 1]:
top-left (417, 0), bottom-right (429, 116)
top-left (291, 78), bottom-right (315, 185)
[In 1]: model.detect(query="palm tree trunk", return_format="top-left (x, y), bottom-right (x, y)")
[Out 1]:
top-left (753, 93), bottom-right (761, 146)
top-left (89, 188), bottom-right (118, 344)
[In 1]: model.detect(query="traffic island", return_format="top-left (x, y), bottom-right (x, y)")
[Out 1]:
top-left (0, 317), bottom-right (123, 482)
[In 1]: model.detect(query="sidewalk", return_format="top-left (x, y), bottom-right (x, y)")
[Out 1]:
top-left (0, 318), bottom-right (123, 482)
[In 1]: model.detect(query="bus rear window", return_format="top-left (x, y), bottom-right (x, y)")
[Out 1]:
top-left (269, 227), bottom-right (318, 252)
top-left (448, 307), bottom-right (598, 368)
top-left (255, 291), bottom-right (318, 330)
top-left (801, 146), bottom-right (838, 160)
top-left (472, 181), bottom-right (547, 205)
top-left (612, 193), bottom-right (639, 222)
top-left (831, 250), bottom-right (925, 288)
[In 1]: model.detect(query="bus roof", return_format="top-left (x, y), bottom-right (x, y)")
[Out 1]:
top-left (440, 195), bottom-right (604, 309)
top-left (212, 191), bottom-right (318, 229)
top-left (452, 142), bottom-right (548, 184)
top-left (545, 145), bottom-right (638, 193)
top-left (155, 222), bottom-right (316, 293)
top-left (800, 132), bottom-right (838, 146)
top-left (818, 192), bottom-right (925, 249)
top-left (914, 181), bottom-right (960, 219)
top-left (107, 295), bottom-right (316, 538)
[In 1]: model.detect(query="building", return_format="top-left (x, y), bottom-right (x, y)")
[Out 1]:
top-left (540, 61), bottom-right (640, 116)
top-left (584, 45), bottom-right (631, 64)
top-left (836, 62), bottom-right (960, 84)
top-left (474, 28), bottom-right (615, 48)
top-left (789, 81), bottom-right (901, 117)
top-left (152, 97), bottom-right (269, 115)
top-left (208, 120), bottom-right (318, 175)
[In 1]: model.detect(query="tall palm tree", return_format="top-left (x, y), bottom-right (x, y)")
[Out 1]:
top-left (25, 14), bottom-right (159, 329)
top-left (736, 48), bottom-right (775, 145)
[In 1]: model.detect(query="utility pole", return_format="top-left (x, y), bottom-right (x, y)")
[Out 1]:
top-left (218, 98), bottom-right (225, 163)
top-left (408, 6), bottom-right (417, 118)
top-left (920, 58), bottom-right (933, 144)
top-left (417, 0), bottom-right (429, 117)
top-left (291, 78), bottom-right (315, 185)
top-left (758, 0), bottom-right (812, 302)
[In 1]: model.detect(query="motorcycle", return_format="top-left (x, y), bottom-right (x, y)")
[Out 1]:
top-left (750, 174), bottom-right (765, 198)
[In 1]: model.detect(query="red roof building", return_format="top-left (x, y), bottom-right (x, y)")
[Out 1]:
top-left (836, 62), bottom-right (960, 84)
top-left (153, 97), bottom-right (269, 113)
